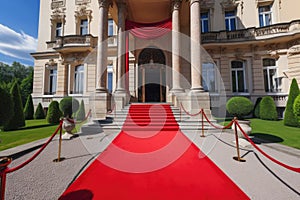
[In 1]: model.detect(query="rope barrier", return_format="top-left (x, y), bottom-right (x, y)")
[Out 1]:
top-left (65, 109), bottom-right (92, 124)
top-left (107, 104), bottom-right (116, 114)
top-left (180, 103), bottom-right (202, 117)
top-left (202, 111), bottom-right (234, 130)
top-left (235, 120), bottom-right (300, 173)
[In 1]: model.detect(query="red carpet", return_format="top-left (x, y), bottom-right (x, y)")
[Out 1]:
top-left (60, 104), bottom-right (249, 200)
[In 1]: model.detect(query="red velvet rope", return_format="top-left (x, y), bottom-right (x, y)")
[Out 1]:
top-left (202, 110), bottom-right (234, 130)
top-left (107, 104), bottom-right (116, 114)
top-left (235, 120), bottom-right (300, 173)
top-left (65, 109), bottom-right (92, 124)
top-left (5, 121), bottom-right (63, 174)
top-left (180, 103), bottom-right (202, 117)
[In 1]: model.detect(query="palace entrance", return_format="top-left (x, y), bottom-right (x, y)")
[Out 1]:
top-left (138, 48), bottom-right (166, 102)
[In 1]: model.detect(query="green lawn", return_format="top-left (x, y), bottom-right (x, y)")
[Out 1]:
top-left (249, 119), bottom-right (300, 149)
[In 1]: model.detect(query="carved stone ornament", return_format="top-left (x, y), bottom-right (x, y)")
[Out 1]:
top-left (269, 50), bottom-right (280, 60)
top-left (288, 45), bottom-right (300, 56)
top-left (51, 0), bottom-right (66, 10)
top-left (76, 0), bottom-right (91, 5)
top-left (51, 8), bottom-right (66, 22)
top-left (220, 0), bottom-right (239, 10)
top-left (200, 0), bottom-right (215, 9)
top-left (75, 5), bottom-right (93, 23)
top-left (172, 0), bottom-right (182, 11)
top-left (45, 59), bottom-right (58, 70)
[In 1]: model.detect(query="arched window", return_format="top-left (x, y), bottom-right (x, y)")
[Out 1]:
top-left (263, 58), bottom-right (280, 92)
top-left (202, 62), bottom-right (216, 92)
top-left (231, 61), bottom-right (246, 93)
top-left (74, 65), bottom-right (84, 94)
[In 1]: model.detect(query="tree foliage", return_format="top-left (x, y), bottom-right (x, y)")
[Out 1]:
top-left (0, 86), bottom-right (13, 126)
top-left (46, 101), bottom-right (62, 124)
top-left (293, 95), bottom-right (300, 122)
top-left (226, 97), bottom-right (254, 119)
top-left (260, 96), bottom-right (278, 121)
top-left (253, 97), bottom-right (262, 118)
top-left (4, 81), bottom-right (25, 130)
top-left (24, 95), bottom-right (34, 120)
top-left (35, 103), bottom-right (45, 119)
top-left (59, 97), bottom-right (79, 118)
top-left (284, 78), bottom-right (300, 127)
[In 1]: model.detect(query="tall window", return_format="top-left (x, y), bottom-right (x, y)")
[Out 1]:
top-left (80, 19), bottom-right (88, 35)
top-left (107, 65), bottom-right (113, 93)
top-left (263, 58), bottom-right (280, 92)
top-left (56, 22), bottom-right (62, 37)
top-left (74, 65), bottom-right (84, 94)
top-left (231, 61), bottom-right (246, 93)
top-left (202, 63), bottom-right (216, 92)
top-left (225, 11), bottom-right (236, 31)
top-left (108, 19), bottom-right (114, 36)
top-left (49, 69), bottom-right (57, 95)
top-left (201, 12), bottom-right (209, 33)
top-left (259, 5), bottom-right (272, 27)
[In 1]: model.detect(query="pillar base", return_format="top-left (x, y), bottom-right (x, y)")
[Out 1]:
top-left (89, 92), bottom-right (111, 120)
top-left (113, 92), bottom-right (129, 111)
top-left (169, 89), bottom-right (185, 107)
top-left (187, 91), bottom-right (212, 119)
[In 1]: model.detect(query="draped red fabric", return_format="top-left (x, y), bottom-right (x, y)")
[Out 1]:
top-left (125, 18), bottom-right (172, 91)
top-left (125, 18), bottom-right (172, 39)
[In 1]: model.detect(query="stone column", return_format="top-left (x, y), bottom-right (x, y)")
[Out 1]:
top-left (171, 0), bottom-right (183, 93)
top-left (190, 0), bottom-right (204, 92)
top-left (115, 2), bottom-right (126, 93)
top-left (96, 0), bottom-right (111, 92)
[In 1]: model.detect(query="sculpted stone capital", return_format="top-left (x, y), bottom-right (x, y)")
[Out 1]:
top-left (172, 0), bottom-right (182, 11)
top-left (98, 0), bottom-right (112, 9)
top-left (190, 0), bottom-right (201, 6)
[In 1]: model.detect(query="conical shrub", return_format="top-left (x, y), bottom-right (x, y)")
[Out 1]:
top-left (284, 78), bottom-right (300, 127)
top-left (24, 95), bottom-right (34, 120)
top-left (34, 103), bottom-right (45, 119)
top-left (260, 96), bottom-right (278, 121)
top-left (0, 87), bottom-right (13, 126)
top-left (46, 101), bottom-right (62, 124)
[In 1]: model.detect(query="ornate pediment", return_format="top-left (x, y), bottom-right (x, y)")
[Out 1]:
top-left (51, 8), bottom-right (66, 22)
top-left (75, 4), bottom-right (93, 22)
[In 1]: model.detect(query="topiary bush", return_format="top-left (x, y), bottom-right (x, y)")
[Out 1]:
top-left (284, 78), bottom-right (300, 127)
top-left (24, 95), bottom-right (34, 120)
top-left (4, 81), bottom-right (25, 130)
top-left (35, 103), bottom-right (45, 119)
top-left (0, 86), bottom-right (13, 126)
top-left (75, 100), bottom-right (86, 121)
top-left (46, 101), bottom-right (62, 124)
top-left (259, 96), bottom-right (278, 121)
top-left (226, 97), bottom-right (254, 119)
top-left (293, 95), bottom-right (300, 123)
top-left (253, 97), bottom-right (262, 118)
top-left (59, 97), bottom-right (79, 118)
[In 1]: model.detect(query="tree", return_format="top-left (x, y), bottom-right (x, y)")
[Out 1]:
top-left (75, 100), bottom-right (86, 121)
top-left (0, 87), bottom-right (13, 126)
top-left (59, 97), bottom-right (79, 118)
top-left (226, 97), bottom-right (254, 119)
top-left (293, 95), bottom-right (300, 123)
top-left (46, 101), bottom-right (62, 124)
top-left (4, 81), bottom-right (25, 130)
top-left (284, 78), bottom-right (300, 127)
top-left (24, 95), bottom-right (34, 120)
top-left (260, 96), bottom-right (278, 121)
top-left (20, 71), bottom-right (33, 106)
top-left (35, 103), bottom-right (45, 119)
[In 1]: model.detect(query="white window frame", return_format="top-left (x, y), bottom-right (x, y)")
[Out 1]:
top-left (74, 65), bottom-right (84, 94)
top-left (225, 10), bottom-right (237, 31)
top-left (231, 61), bottom-right (247, 93)
top-left (201, 12), bottom-right (209, 33)
top-left (263, 59), bottom-right (280, 93)
top-left (202, 62), bottom-right (217, 92)
top-left (80, 19), bottom-right (88, 35)
top-left (108, 19), bottom-right (114, 36)
top-left (49, 69), bottom-right (57, 95)
top-left (259, 5), bottom-right (272, 27)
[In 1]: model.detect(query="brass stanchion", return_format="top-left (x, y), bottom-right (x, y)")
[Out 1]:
top-left (200, 109), bottom-right (205, 137)
top-left (0, 157), bottom-right (12, 200)
top-left (233, 118), bottom-right (246, 162)
top-left (53, 124), bottom-right (65, 162)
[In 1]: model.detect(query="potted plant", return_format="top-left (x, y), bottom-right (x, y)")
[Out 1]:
top-left (226, 97), bottom-right (254, 138)
top-left (59, 97), bottom-right (79, 140)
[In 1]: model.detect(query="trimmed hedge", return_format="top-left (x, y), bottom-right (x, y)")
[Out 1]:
top-left (59, 97), bottom-right (79, 118)
top-left (253, 97), bottom-right (262, 118)
top-left (24, 95), bottom-right (34, 120)
top-left (46, 101), bottom-right (62, 124)
top-left (226, 97), bottom-right (254, 119)
top-left (293, 95), bottom-right (300, 122)
top-left (4, 81), bottom-right (25, 130)
top-left (0, 87), bottom-right (13, 126)
top-left (284, 78), bottom-right (300, 127)
top-left (35, 103), bottom-right (45, 119)
top-left (260, 96), bottom-right (278, 121)
top-left (75, 100), bottom-right (86, 121)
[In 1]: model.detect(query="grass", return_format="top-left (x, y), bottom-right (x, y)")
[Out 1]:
top-left (249, 119), bottom-right (300, 149)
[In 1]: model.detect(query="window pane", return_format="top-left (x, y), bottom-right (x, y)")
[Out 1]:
top-left (237, 70), bottom-right (245, 92)
top-left (225, 19), bottom-right (230, 31)
top-left (230, 18), bottom-right (236, 31)
top-left (80, 19), bottom-right (88, 35)
top-left (74, 65), bottom-right (84, 94)
top-left (108, 72), bottom-right (113, 93)
top-left (49, 69), bottom-right (57, 94)
top-left (108, 19), bottom-right (114, 36)
top-left (232, 71), bottom-right (237, 92)
top-left (263, 69), bottom-right (269, 92)
top-left (231, 61), bottom-right (243, 68)
top-left (56, 23), bottom-right (62, 37)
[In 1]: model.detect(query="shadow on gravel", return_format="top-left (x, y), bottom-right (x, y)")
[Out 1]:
top-left (251, 133), bottom-right (284, 144)
top-left (59, 189), bottom-right (94, 200)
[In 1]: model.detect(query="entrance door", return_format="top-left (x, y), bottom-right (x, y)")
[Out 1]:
top-left (138, 47), bottom-right (166, 102)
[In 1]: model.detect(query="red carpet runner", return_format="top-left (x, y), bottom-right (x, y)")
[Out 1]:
top-left (59, 104), bottom-right (249, 200)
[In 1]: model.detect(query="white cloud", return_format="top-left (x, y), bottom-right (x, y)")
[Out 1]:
top-left (0, 24), bottom-right (37, 62)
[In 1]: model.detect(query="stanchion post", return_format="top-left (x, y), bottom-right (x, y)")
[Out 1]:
top-left (0, 157), bottom-right (12, 200)
top-left (200, 109), bottom-right (205, 137)
top-left (53, 122), bottom-right (65, 162)
top-left (233, 118), bottom-right (246, 162)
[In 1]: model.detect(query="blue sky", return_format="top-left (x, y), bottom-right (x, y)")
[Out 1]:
top-left (0, 0), bottom-right (40, 66)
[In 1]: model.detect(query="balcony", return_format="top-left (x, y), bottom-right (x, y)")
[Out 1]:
top-left (49, 34), bottom-right (97, 53)
top-left (202, 20), bottom-right (300, 44)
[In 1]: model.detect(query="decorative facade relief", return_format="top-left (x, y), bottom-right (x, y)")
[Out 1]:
top-left (75, 4), bottom-right (92, 23)
top-left (220, 0), bottom-right (239, 10)
top-left (51, 8), bottom-right (66, 22)
top-left (51, 0), bottom-right (66, 10)
top-left (288, 45), bottom-right (300, 56)
top-left (200, 0), bottom-right (215, 9)
top-left (76, 0), bottom-right (91, 5)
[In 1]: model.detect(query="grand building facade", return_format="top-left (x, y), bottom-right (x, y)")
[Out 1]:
top-left (32, 0), bottom-right (300, 118)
